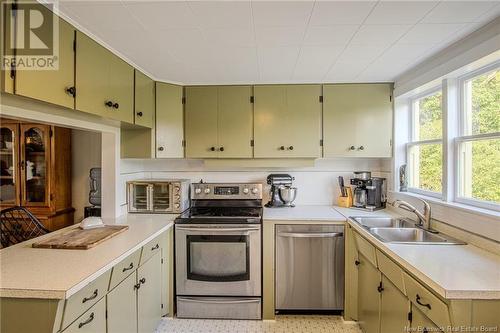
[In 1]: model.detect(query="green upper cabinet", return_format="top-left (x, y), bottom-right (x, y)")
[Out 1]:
top-left (323, 84), bottom-right (393, 158)
top-left (75, 31), bottom-right (134, 124)
top-left (254, 85), bottom-right (321, 158)
top-left (185, 85), bottom-right (253, 159)
top-left (13, 6), bottom-right (75, 108)
top-left (134, 70), bottom-right (154, 128)
top-left (156, 82), bottom-right (184, 158)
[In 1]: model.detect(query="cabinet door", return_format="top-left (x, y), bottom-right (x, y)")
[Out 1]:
top-left (217, 86), bottom-right (253, 158)
top-left (358, 254), bottom-right (381, 333)
top-left (380, 275), bottom-right (410, 333)
top-left (137, 252), bottom-right (162, 333)
top-left (156, 82), bottom-right (184, 158)
top-left (108, 54), bottom-right (134, 124)
top-left (411, 305), bottom-right (442, 333)
top-left (107, 272), bottom-right (137, 333)
top-left (323, 84), bottom-right (393, 158)
top-left (75, 32), bottom-right (110, 117)
top-left (15, 10), bottom-right (75, 109)
top-left (20, 124), bottom-right (51, 208)
top-left (286, 85), bottom-right (321, 158)
top-left (185, 86), bottom-right (218, 158)
top-left (134, 70), bottom-right (154, 128)
top-left (344, 225), bottom-right (359, 320)
top-left (254, 85), bottom-right (321, 158)
top-left (0, 123), bottom-right (20, 207)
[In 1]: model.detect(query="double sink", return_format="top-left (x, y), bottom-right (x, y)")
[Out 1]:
top-left (351, 217), bottom-right (465, 245)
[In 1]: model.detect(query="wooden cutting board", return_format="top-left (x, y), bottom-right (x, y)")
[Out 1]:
top-left (32, 225), bottom-right (129, 250)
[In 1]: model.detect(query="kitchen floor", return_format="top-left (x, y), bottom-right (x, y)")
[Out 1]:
top-left (155, 315), bottom-right (362, 333)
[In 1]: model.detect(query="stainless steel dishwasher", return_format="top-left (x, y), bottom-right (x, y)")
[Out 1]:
top-left (276, 224), bottom-right (344, 311)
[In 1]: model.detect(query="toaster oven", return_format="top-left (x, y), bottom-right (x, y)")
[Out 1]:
top-left (127, 179), bottom-right (190, 214)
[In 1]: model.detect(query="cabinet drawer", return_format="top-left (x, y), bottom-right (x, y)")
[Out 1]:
top-left (403, 272), bottom-right (451, 328)
top-left (109, 249), bottom-right (141, 290)
top-left (140, 233), bottom-right (163, 266)
top-left (62, 270), bottom-right (111, 330)
top-left (376, 249), bottom-right (406, 295)
top-left (62, 297), bottom-right (106, 333)
top-left (353, 232), bottom-right (377, 267)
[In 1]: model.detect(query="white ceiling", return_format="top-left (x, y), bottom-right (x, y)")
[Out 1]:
top-left (57, 0), bottom-right (500, 85)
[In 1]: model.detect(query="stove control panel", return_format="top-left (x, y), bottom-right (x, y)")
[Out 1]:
top-left (192, 183), bottom-right (262, 200)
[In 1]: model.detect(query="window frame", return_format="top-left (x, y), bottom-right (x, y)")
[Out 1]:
top-left (455, 63), bottom-right (500, 211)
top-left (407, 87), bottom-right (444, 199)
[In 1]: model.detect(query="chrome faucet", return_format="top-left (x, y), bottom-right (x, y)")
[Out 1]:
top-left (392, 198), bottom-right (432, 230)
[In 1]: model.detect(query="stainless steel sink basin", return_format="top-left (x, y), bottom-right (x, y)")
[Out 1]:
top-left (352, 217), bottom-right (415, 229)
top-left (350, 217), bottom-right (466, 245)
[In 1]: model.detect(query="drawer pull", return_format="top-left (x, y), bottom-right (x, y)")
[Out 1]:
top-left (416, 294), bottom-right (431, 310)
top-left (377, 282), bottom-right (384, 293)
top-left (82, 289), bottom-right (98, 303)
top-left (134, 283), bottom-right (141, 290)
top-left (122, 262), bottom-right (134, 272)
top-left (105, 101), bottom-right (113, 107)
top-left (151, 244), bottom-right (159, 251)
top-left (139, 277), bottom-right (146, 284)
top-left (354, 260), bottom-right (360, 266)
top-left (78, 312), bottom-right (94, 329)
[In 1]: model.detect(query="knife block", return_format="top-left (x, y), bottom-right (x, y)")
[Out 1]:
top-left (337, 187), bottom-right (353, 208)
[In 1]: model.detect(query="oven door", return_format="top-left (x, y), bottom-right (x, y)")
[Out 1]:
top-left (151, 183), bottom-right (173, 212)
top-left (175, 224), bottom-right (261, 297)
top-left (128, 183), bottom-right (153, 212)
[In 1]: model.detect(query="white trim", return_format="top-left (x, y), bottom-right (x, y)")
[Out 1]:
top-left (406, 139), bottom-right (442, 147)
top-left (407, 187), bottom-right (442, 199)
top-left (455, 196), bottom-right (500, 212)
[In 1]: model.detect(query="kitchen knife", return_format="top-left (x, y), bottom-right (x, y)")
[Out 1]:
top-left (338, 176), bottom-right (346, 197)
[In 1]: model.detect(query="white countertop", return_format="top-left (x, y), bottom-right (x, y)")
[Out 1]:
top-left (265, 205), bottom-right (500, 300)
top-left (263, 205), bottom-right (346, 221)
top-left (0, 214), bottom-right (175, 299)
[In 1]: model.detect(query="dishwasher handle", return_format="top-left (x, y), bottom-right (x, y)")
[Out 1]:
top-left (277, 231), bottom-right (343, 238)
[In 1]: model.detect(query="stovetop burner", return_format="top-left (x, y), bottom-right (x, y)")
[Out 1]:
top-left (176, 206), bottom-right (263, 224)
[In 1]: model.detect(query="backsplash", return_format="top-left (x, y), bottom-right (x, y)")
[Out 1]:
top-left (119, 158), bottom-right (392, 209)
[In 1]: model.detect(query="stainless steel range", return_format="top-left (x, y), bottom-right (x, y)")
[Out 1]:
top-left (175, 182), bottom-right (263, 320)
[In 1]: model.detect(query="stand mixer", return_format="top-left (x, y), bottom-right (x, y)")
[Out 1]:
top-left (265, 174), bottom-right (297, 207)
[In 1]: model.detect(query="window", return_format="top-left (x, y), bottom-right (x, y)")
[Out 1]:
top-left (407, 90), bottom-right (443, 196)
top-left (457, 67), bottom-right (500, 209)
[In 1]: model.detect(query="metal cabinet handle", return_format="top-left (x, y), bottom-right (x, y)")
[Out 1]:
top-left (349, 146), bottom-right (356, 151)
top-left (358, 146), bottom-right (365, 151)
top-left (134, 283), bottom-right (141, 290)
top-left (65, 86), bottom-right (76, 97)
top-left (105, 101), bottom-right (113, 107)
top-left (279, 146), bottom-right (285, 150)
top-left (82, 289), bottom-right (98, 303)
top-left (278, 232), bottom-right (343, 238)
top-left (139, 277), bottom-right (146, 284)
top-left (377, 282), bottom-right (384, 293)
top-left (151, 244), bottom-right (159, 251)
top-left (158, 146), bottom-right (164, 151)
top-left (210, 147), bottom-right (216, 151)
top-left (176, 226), bottom-right (259, 232)
top-left (416, 294), bottom-right (431, 310)
top-left (219, 147), bottom-right (224, 152)
top-left (355, 260), bottom-right (360, 266)
top-left (122, 262), bottom-right (134, 272)
top-left (136, 111), bottom-right (143, 117)
top-left (113, 102), bottom-right (119, 109)
top-left (78, 312), bottom-right (94, 328)
top-left (287, 146), bottom-right (294, 150)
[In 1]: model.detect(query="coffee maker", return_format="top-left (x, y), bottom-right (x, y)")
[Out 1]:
top-left (265, 174), bottom-right (297, 207)
top-left (350, 171), bottom-right (387, 211)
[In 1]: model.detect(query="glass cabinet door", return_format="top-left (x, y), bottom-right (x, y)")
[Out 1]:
top-left (21, 124), bottom-right (50, 207)
top-left (0, 124), bottom-right (19, 205)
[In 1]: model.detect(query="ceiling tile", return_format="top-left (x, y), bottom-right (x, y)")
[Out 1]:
top-left (364, 1), bottom-right (437, 25)
top-left (210, 47), bottom-right (259, 83)
top-left (309, 1), bottom-right (376, 26)
top-left (252, 1), bottom-right (314, 27)
top-left (255, 26), bottom-right (305, 46)
top-left (351, 25), bottom-right (411, 47)
top-left (303, 25), bottom-right (358, 46)
top-left (257, 47), bottom-right (300, 81)
top-left (398, 23), bottom-right (466, 44)
top-left (202, 28), bottom-right (255, 47)
top-left (336, 44), bottom-right (387, 64)
top-left (123, 1), bottom-right (196, 30)
top-left (422, 1), bottom-right (498, 23)
top-left (188, 1), bottom-right (252, 28)
top-left (324, 62), bottom-right (366, 82)
top-left (293, 46), bottom-right (344, 80)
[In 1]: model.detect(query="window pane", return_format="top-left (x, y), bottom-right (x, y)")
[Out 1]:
top-left (463, 69), bottom-right (500, 135)
top-left (409, 144), bottom-right (442, 193)
top-left (414, 91), bottom-right (442, 141)
top-left (459, 138), bottom-right (500, 203)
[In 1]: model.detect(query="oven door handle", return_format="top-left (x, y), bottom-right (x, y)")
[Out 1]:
top-left (179, 297), bottom-right (261, 305)
top-left (176, 226), bottom-right (260, 233)
top-left (278, 232), bottom-right (343, 238)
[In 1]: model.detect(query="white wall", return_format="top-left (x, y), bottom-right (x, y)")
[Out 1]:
top-left (119, 158), bottom-right (392, 212)
top-left (71, 130), bottom-right (101, 223)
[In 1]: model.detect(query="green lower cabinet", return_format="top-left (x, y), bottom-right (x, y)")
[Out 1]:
top-left (410, 305), bottom-right (441, 332)
top-left (63, 297), bottom-right (106, 333)
top-left (137, 252), bottom-right (162, 333)
top-left (379, 276), bottom-right (410, 333)
top-left (358, 254), bottom-right (381, 333)
top-left (107, 272), bottom-right (137, 333)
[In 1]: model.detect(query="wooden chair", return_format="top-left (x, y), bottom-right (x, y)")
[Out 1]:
top-left (0, 206), bottom-right (49, 248)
